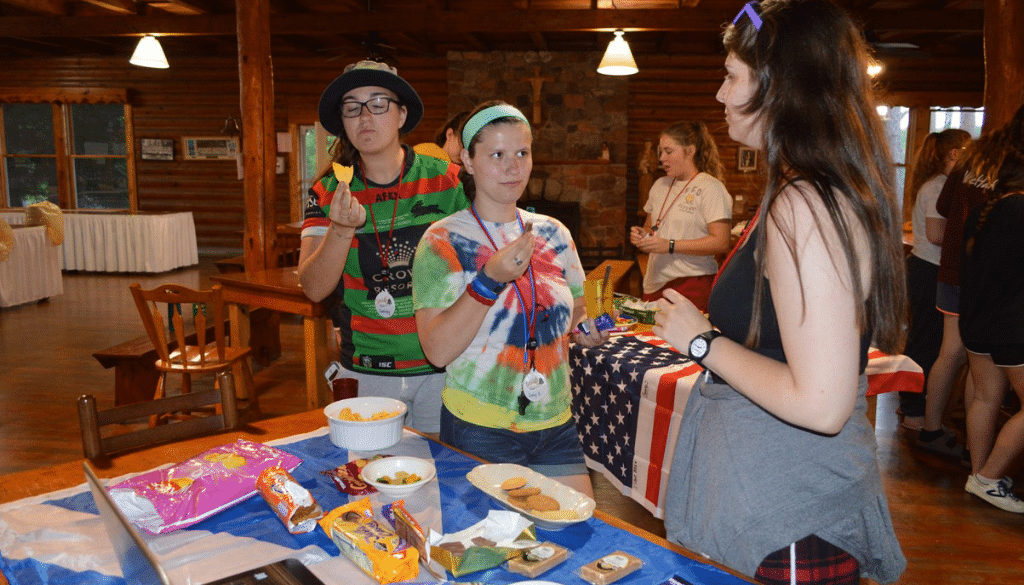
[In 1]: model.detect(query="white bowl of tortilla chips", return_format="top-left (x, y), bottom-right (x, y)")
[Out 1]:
top-left (324, 396), bottom-right (406, 451)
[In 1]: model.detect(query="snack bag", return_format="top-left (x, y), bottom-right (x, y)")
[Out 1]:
top-left (319, 498), bottom-right (419, 584)
top-left (256, 466), bottom-right (323, 534)
top-left (584, 280), bottom-right (615, 331)
top-left (322, 455), bottom-right (389, 496)
top-left (108, 439), bottom-right (302, 534)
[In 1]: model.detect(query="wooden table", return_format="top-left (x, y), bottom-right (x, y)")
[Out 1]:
top-left (0, 410), bottom-right (754, 585)
top-left (210, 267), bottom-right (336, 409)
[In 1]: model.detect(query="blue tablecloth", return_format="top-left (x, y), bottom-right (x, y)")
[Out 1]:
top-left (0, 428), bottom-right (749, 585)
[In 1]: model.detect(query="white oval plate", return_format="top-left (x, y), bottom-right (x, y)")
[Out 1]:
top-left (466, 463), bottom-right (595, 531)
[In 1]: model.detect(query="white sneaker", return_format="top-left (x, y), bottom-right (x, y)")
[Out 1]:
top-left (965, 474), bottom-right (1024, 513)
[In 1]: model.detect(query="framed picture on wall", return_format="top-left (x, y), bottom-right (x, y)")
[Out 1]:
top-left (140, 138), bottom-right (174, 161)
top-left (737, 146), bottom-right (757, 172)
top-left (182, 136), bottom-right (239, 160)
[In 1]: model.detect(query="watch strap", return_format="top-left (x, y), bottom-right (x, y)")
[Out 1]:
top-left (689, 329), bottom-right (722, 365)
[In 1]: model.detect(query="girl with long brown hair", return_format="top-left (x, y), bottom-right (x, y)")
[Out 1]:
top-left (658, 1), bottom-right (906, 583)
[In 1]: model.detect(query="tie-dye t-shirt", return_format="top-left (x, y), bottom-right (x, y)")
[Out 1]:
top-left (412, 209), bottom-right (585, 431)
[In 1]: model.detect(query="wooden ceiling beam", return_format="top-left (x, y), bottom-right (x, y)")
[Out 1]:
top-left (145, 1), bottom-right (209, 15)
top-left (0, 0), bottom-right (69, 16)
top-left (0, 9), bottom-right (983, 37)
top-left (82, 0), bottom-right (136, 14)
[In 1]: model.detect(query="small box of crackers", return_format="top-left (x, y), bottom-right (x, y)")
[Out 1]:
top-left (427, 510), bottom-right (537, 577)
top-left (506, 541), bottom-right (570, 578)
top-left (578, 550), bottom-right (644, 585)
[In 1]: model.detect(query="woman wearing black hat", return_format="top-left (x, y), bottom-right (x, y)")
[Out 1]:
top-left (298, 60), bottom-right (469, 436)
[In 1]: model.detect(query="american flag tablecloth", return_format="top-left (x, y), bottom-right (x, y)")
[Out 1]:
top-left (570, 333), bottom-right (923, 520)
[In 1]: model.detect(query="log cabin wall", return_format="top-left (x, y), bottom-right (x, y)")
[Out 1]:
top-left (0, 54), bottom-right (447, 256)
top-left (628, 54), bottom-right (764, 228)
top-left (1, 50), bottom-right (982, 255)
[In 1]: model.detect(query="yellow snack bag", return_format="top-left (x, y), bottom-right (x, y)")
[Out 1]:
top-left (584, 280), bottom-right (612, 319)
top-left (584, 280), bottom-right (603, 320)
top-left (333, 162), bottom-right (354, 185)
top-left (319, 498), bottom-right (419, 584)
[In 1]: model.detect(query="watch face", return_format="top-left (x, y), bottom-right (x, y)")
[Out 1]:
top-left (690, 337), bottom-right (708, 358)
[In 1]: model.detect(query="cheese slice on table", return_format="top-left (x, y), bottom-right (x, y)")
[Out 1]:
top-left (332, 162), bottom-right (354, 185)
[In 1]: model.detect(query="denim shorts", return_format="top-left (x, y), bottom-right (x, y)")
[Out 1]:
top-left (440, 405), bottom-right (588, 477)
top-left (340, 370), bottom-right (444, 433)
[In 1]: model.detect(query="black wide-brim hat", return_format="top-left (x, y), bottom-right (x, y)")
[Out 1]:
top-left (318, 60), bottom-right (423, 137)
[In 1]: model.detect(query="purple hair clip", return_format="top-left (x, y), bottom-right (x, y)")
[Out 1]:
top-left (732, 1), bottom-right (763, 30)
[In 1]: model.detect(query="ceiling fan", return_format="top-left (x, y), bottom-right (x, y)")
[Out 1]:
top-left (864, 30), bottom-right (930, 59)
top-left (319, 32), bottom-right (404, 64)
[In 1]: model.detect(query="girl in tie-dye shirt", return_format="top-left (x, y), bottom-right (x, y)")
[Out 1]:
top-left (412, 101), bottom-right (608, 497)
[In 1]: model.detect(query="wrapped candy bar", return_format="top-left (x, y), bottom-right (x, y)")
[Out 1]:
top-left (256, 466), bottom-right (323, 534)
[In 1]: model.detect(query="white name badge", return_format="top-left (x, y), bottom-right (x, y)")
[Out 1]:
top-left (375, 289), bottom-right (396, 318)
top-left (522, 369), bottom-right (548, 402)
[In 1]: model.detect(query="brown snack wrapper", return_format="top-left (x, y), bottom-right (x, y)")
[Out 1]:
top-left (322, 456), bottom-right (388, 496)
top-left (255, 466), bottom-right (323, 534)
top-left (319, 498), bottom-right (419, 584)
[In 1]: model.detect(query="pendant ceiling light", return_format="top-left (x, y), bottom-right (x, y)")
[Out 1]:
top-left (130, 35), bottom-right (169, 69)
top-left (597, 30), bottom-right (638, 76)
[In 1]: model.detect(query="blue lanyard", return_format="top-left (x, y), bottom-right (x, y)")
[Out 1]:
top-left (469, 206), bottom-right (537, 370)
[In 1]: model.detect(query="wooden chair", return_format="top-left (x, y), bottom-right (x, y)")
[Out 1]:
top-left (77, 387), bottom-right (238, 461)
top-left (128, 282), bottom-right (257, 415)
top-left (77, 283), bottom-right (255, 460)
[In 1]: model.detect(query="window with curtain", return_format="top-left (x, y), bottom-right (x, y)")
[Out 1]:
top-left (1, 94), bottom-right (132, 210)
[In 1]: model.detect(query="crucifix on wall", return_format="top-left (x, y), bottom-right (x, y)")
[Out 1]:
top-left (526, 66), bottom-right (554, 125)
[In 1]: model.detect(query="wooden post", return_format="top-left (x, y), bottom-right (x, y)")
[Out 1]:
top-left (236, 0), bottom-right (277, 272)
top-left (983, 0), bottom-right (1024, 130)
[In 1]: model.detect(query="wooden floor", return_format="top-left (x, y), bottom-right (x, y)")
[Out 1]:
top-left (1, 256), bottom-right (1022, 584)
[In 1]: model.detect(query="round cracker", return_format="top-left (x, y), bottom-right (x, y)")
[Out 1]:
top-left (509, 486), bottom-right (541, 497)
top-left (500, 476), bottom-right (528, 490)
top-left (507, 495), bottom-right (531, 509)
top-left (526, 494), bottom-right (560, 512)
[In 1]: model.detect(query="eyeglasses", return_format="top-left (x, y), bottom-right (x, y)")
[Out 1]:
top-left (341, 96), bottom-right (400, 118)
top-left (732, 1), bottom-right (763, 31)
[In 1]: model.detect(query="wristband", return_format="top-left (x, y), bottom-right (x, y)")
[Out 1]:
top-left (473, 269), bottom-right (507, 295)
top-left (466, 283), bottom-right (497, 306)
top-left (473, 270), bottom-right (505, 295)
top-left (669, 239), bottom-right (675, 254)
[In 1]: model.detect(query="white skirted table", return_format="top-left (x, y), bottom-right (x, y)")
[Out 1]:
top-left (0, 226), bottom-right (63, 308)
top-left (0, 210), bottom-right (198, 273)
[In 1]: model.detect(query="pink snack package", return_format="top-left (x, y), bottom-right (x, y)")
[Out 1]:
top-left (107, 439), bottom-right (302, 534)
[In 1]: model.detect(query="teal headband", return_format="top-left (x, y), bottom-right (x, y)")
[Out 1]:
top-left (461, 105), bottom-right (530, 149)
